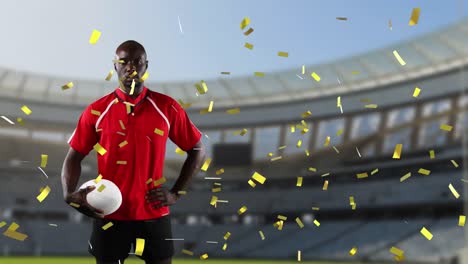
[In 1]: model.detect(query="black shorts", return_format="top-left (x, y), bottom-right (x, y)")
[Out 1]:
top-left (88, 215), bottom-right (174, 262)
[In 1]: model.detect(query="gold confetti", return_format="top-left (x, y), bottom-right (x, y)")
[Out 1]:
top-left (301, 110), bottom-right (312, 118)
top-left (259, 230), bottom-right (265, 240)
top-left (451, 160), bottom-right (459, 168)
top-left (116, 160), bottom-right (127, 165)
top-left (126, 104), bottom-right (132, 114)
top-left (349, 247), bottom-right (357, 256)
top-left (296, 140), bottom-right (302, 148)
top-left (371, 169), bottom-right (379, 175)
top-left (393, 50), bottom-right (406, 66)
top-left (201, 158), bottom-right (212, 171)
top-left (36, 186), bottom-right (51, 202)
top-left (94, 174), bottom-right (103, 183)
top-left (146, 178), bottom-right (153, 185)
top-left (195, 81), bottom-right (208, 94)
top-left (337, 96), bottom-right (341, 108)
top-left (104, 70), bottom-right (114, 81)
top-left (178, 99), bottom-right (192, 109)
top-left (210, 196), bottom-right (218, 206)
top-left (298, 250), bottom-right (301, 262)
top-left (244, 42), bottom-right (254, 50)
top-left (278, 145), bottom-right (287, 150)
top-left (153, 177), bottom-right (167, 186)
top-left (400, 172), bottom-right (412, 182)
top-left (459, 215), bottom-right (466, 227)
top-left (429, 150), bottom-right (435, 159)
top-left (305, 150), bottom-right (310, 156)
top-left (154, 128), bottom-right (164, 136)
top-left (129, 79), bottom-right (136, 95)
top-left (390, 246), bottom-right (404, 257)
top-left (177, 191), bottom-right (187, 195)
top-left (62, 82), bottom-right (74, 90)
top-left (420, 227), bottom-right (433, 240)
top-left (296, 217), bottom-right (304, 228)
top-left (365, 104), bottom-right (378, 109)
top-left (224, 232), bottom-right (231, 240)
top-left (118, 140), bottom-right (128, 148)
top-left (102, 222), bottom-right (113, 230)
top-left (200, 253), bottom-right (209, 260)
top-left (222, 243), bottom-right (228, 251)
top-left (175, 147), bottom-right (186, 156)
top-left (240, 128), bottom-right (248, 136)
top-left (302, 65), bottom-right (305, 74)
top-left (226, 108), bottom-right (240, 114)
top-left (216, 168), bottom-right (225, 175)
top-left (240, 17), bottom-right (250, 30)
top-left (336, 17), bottom-right (348, 20)
top-left (277, 51), bottom-right (289, 57)
top-left (321, 173), bottom-right (330, 177)
top-left (129, 71), bottom-right (138, 78)
top-left (270, 156), bottom-right (282, 162)
top-left (350, 196), bottom-right (356, 210)
top-left (221, 71), bottom-right (231, 75)
top-left (0, 221), bottom-right (7, 228)
top-left (413, 87), bottom-right (421, 97)
top-left (135, 238), bottom-right (145, 256)
top-left (3, 222), bottom-right (28, 241)
top-left (418, 168), bottom-right (431, 175)
top-left (308, 167), bottom-right (317, 172)
top-left (296, 177), bottom-right (303, 187)
top-left (140, 71), bottom-right (149, 82)
top-left (313, 219), bottom-right (321, 227)
top-left (254, 71), bottom-right (265, 77)
top-left (91, 109), bottom-right (101, 116)
top-left (392, 144), bottom-right (402, 159)
top-left (311, 72), bottom-right (321, 82)
top-left (212, 187), bottom-right (221, 193)
top-left (89, 29), bottom-right (101, 44)
top-left (440, 124), bottom-right (453, 132)
top-left (97, 184), bottom-right (106, 192)
top-left (243, 27), bottom-right (254, 35)
top-left (333, 146), bottom-right (340, 154)
top-left (449, 183), bottom-right (460, 199)
top-left (238, 206), bottom-right (247, 215)
top-left (69, 202), bottom-right (80, 208)
top-left (322, 180), bottom-right (329, 191)
top-left (16, 117), bottom-right (23, 125)
top-left (351, 71), bottom-right (360, 75)
top-left (277, 215), bottom-right (287, 221)
top-left (312, 207), bottom-right (320, 211)
top-left (40, 154), bottom-right (48, 168)
top-left (119, 120), bottom-right (126, 130)
top-left (207, 101), bottom-right (214, 112)
top-left (21, 105), bottom-right (32, 115)
top-left (248, 179), bottom-right (256, 188)
top-left (182, 249), bottom-right (194, 256)
top-left (409, 7), bottom-right (421, 26)
top-left (324, 136), bottom-right (331, 146)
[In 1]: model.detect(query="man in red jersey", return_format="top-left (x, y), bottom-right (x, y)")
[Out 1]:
top-left (61, 40), bottom-right (206, 264)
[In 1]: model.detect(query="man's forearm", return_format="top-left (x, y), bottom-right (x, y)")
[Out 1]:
top-left (61, 149), bottom-right (84, 200)
top-left (170, 146), bottom-right (206, 196)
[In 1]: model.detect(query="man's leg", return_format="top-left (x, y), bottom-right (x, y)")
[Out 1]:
top-left (89, 219), bottom-right (131, 263)
top-left (136, 216), bottom-right (174, 264)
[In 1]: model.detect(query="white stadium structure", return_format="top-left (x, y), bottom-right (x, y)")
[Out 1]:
top-left (0, 19), bottom-right (467, 263)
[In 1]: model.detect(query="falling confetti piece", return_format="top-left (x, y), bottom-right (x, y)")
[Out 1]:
top-left (153, 177), bottom-right (167, 187)
top-left (89, 29), bottom-right (102, 44)
top-left (223, 232), bottom-right (231, 240)
top-left (314, 219), bottom-right (321, 227)
top-left (252, 172), bottom-right (266, 184)
top-left (238, 206), bottom-right (247, 215)
top-left (40, 154), bottom-right (48, 168)
top-left (356, 172), bottom-right (368, 179)
top-left (371, 168), bottom-right (379, 175)
top-left (440, 124), bottom-right (453, 132)
top-left (36, 186), bottom-right (51, 202)
top-left (207, 101), bottom-right (214, 112)
top-left (420, 227), bottom-right (433, 240)
top-left (97, 184), bottom-right (106, 192)
top-left (118, 140), bottom-right (128, 148)
top-left (413, 87), bottom-right (421, 97)
top-left (200, 253), bottom-right (209, 260)
top-left (221, 71), bottom-right (231, 75)
top-left (91, 109), bottom-right (101, 116)
top-left (311, 72), bottom-right (321, 82)
top-left (392, 144), bottom-right (403, 159)
top-left (62, 82), bottom-right (74, 90)
top-left (175, 147), bottom-right (186, 156)
top-left (0, 116), bottom-right (14, 125)
top-left (365, 104), bottom-right (378, 109)
top-left (459, 215), bottom-right (466, 227)
top-left (259, 230), bottom-right (265, 240)
top-left (400, 172), bottom-right (412, 182)
top-left (94, 174), bottom-right (103, 183)
top-left (254, 71), bottom-right (265, 77)
top-left (129, 79), bottom-right (136, 95)
top-left (21, 105), bottom-right (32, 115)
top-left (296, 177), bottom-right (303, 187)
top-left (418, 168), bottom-right (431, 175)
top-left (243, 27), bottom-right (254, 36)
top-left (393, 50), bottom-right (406, 66)
top-left (449, 183), bottom-right (460, 199)
top-left (201, 158), bottom-right (212, 171)
top-left (298, 250), bottom-right (302, 261)
top-left (226, 108), bottom-right (240, 114)
top-left (296, 217), bottom-right (304, 228)
top-left (93, 143), bottom-right (107, 155)
top-left (322, 180), bottom-right (329, 191)
top-left (349, 247), bottom-right (357, 256)
top-left (240, 17), bottom-right (250, 30)
top-left (102, 222), bottom-right (113, 230)
top-left (135, 238), bottom-right (145, 256)
top-left (390, 247), bottom-right (404, 257)
top-left (116, 161), bottom-right (127, 165)
top-left (105, 70), bottom-right (113, 81)
top-left (244, 42), bottom-right (254, 50)
top-left (429, 150), bottom-right (435, 159)
top-left (277, 51), bottom-right (289, 57)
top-left (182, 249), bottom-right (194, 256)
top-left (451, 160), bottom-right (459, 168)
top-left (154, 128), bottom-right (164, 136)
top-left (409, 8), bottom-right (421, 26)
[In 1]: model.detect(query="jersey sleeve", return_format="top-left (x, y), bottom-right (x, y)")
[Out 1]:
top-left (68, 105), bottom-right (99, 156)
top-left (169, 101), bottom-right (202, 151)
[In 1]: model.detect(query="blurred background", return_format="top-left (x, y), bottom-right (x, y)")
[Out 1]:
top-left (0, 0), bottom-right (466, 263)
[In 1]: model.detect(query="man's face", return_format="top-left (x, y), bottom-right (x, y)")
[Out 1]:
top-left (114, 47), bottom-right (148, 93)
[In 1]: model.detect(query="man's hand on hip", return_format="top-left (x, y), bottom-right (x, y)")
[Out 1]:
top-left (145, 186), bottom-right (178, 209)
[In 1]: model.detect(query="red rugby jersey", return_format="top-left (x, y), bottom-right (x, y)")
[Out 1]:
top-left (68, 86), bottom-right (202, 220)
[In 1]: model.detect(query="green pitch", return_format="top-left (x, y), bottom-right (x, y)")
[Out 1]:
top-left (0, 257), bottom-right (356, 264)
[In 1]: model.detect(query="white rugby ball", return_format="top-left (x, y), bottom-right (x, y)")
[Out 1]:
top-left (79, 179), bottom-right (122, 216)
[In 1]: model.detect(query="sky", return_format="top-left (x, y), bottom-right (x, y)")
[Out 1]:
top-left (0, 0), bottom-right (465, 82)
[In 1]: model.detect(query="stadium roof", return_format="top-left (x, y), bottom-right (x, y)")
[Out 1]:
top-left (0, 19), bottom-right (466, 108)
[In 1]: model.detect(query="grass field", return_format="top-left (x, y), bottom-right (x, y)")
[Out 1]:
top-left (0, 257), bottom-right (353, 264)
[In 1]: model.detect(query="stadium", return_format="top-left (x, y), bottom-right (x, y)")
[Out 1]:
top-left (0, 6), bottom-right (466, 264)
